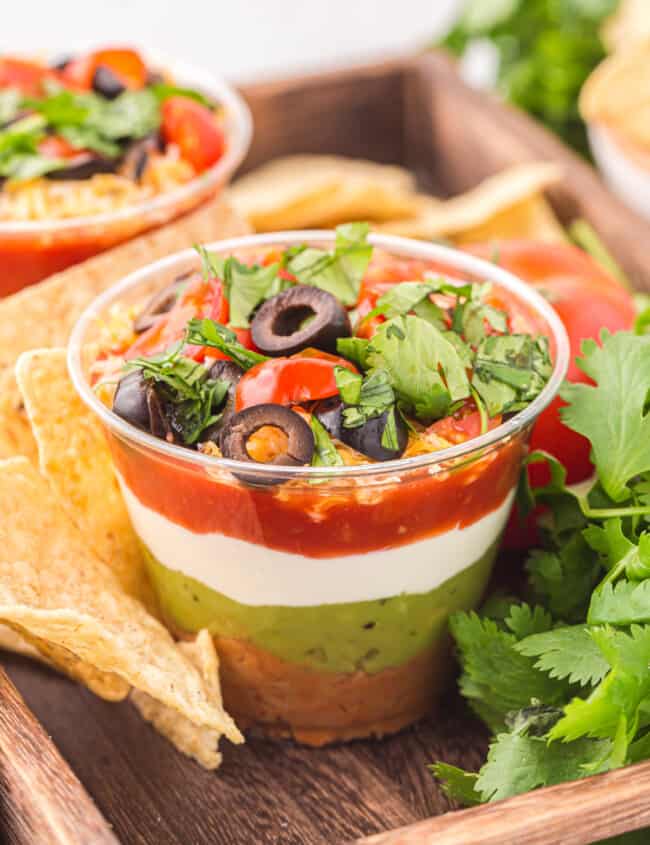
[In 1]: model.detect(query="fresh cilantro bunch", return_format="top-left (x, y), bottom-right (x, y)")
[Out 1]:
top-left (438, 0), bottom-right (617, 156)
top-left (433, 330), bottom-right (650, 811)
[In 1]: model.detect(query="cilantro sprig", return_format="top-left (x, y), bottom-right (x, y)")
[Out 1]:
top-left (126, 344), bottom-right (229, 445)
top-left (433, 330), bottom-right (650, 812)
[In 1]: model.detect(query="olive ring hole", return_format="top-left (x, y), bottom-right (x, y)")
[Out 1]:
top-left (271, 305), bottom-right (317, 337)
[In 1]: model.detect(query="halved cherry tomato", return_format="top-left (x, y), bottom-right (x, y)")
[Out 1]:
top-left (0, 57), bottom-right (53, 95)
top-left (465, 241), bottom-right (636, 550)
top-left (428, 405), bottom-right (501, 444)
top-left (161, 97), bottom-right (225, 172)
top-left (38, 136), bottom-right (84, 159)
top-left (60, 48), bottom-right (147, 91)
top-left (125, 277), bottom-right (225, 360)
top-left (235, 353), bottom-right (357, 411)
top-left (466, 240), bottom-right (636, 486)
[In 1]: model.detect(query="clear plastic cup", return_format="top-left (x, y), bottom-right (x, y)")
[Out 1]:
top-left (69, 232), bottom-right (569, 745)
top-left (0, 50), bottom-right (252, 294)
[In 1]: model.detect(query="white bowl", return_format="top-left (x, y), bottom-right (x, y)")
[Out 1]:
top-left (588, 124), bottom-right (650, 221)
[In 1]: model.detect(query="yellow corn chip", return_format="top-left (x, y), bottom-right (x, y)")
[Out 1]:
top-left (0, 367), bottom-right (36, 461)
top-left (453, 195), bottom-right (567, 245)
top-left (15, 348), bottom-right (152, 606)
top-left (601, 0), bottom-right (650, 52)
top-left (580, 38), bottom-right (650, 151)
top-left (376, 162), bottom-right (563, 239)
top-left (229, 155), bottom-right (418, 230)
top-left (0, 457), bottom-right (242, 750)
top-left (132, 629), bottom-right (226, 769)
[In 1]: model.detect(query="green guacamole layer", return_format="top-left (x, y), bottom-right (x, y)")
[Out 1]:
top-left (145, 541), bottom-right (498, 675)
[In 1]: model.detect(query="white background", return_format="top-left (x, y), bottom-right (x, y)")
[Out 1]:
top-left (4, 0), bottom-right (462, 82)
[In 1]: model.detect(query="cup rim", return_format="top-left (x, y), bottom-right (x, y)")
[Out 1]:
top-left (0, 47), bottom-right (253, 235)
top-left (68, 230), bottom-right (570, 482)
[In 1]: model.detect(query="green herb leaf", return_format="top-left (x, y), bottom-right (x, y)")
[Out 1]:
top-left (334, 367), bottom-right (362, 406)
top-left (310, 416), bottom-right (343, 468)
top-left (560, 331), bottom-right (650, 502)
top-left (475, 729), bottom-right (614, 803)
top-left (525, 536), bottom-right (601, 623)
top-left (472, 334), bottom-right (552, 417)
top-left (338, 368), bottom-right (396, 429)
top-left (450, 609), bottom-right (569, 731)
top-left (429, 763), bottom-right (481, 807)
top-left (516, 626), bottom-right (610, 687)
top-left (336, 336), bottom-right (370, 369)
top-left (368, 281), bottom-right (445, 328)
top-left (186, 318), bottom-right (269, 370)
top-left (286, 222), bottom-right (372, 306)
top-left (367, 315), bottom-right (470, 423)
top-left (588, 581), bottom-right (650, 626)
top-left (0, 89), bottom-right (21, 125)
top-left (150, 83), bottom-right (214, 108)
top-left (550, 625), bottom-right (650, 744)
top-left (221, 256), bottom-right (284, 329)
top-left (381, 406), bottom-right (399, 451)
top-left (126, 348), bottom-right (229, 445)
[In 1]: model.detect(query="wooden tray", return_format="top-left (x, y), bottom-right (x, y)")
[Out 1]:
top-left (4, 53), bottom-right (650, 845)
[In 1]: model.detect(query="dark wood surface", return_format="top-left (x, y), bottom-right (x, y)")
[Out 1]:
top-left (3, 654), bottom-right (487, 845)
top-left (5, 52), bottom-right (650, 845)
top-left (355, 760), bottom-right (650, 845)
top-left (0, 667), bottom-right (118, 845)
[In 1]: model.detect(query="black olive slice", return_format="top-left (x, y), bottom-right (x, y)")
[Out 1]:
top-left (113, 371), bottom-right (150, 430)
top-left (92, 65), bottom-right (126, 99)
top-left (48, 154), bottom-right (118, 181)
top-left (113, 370), bottom-right (173, 440)
top-left (133, 273), bottom-right (192, 334)
top-left (340, 409), bottom-right (408, 462)
top-left (221, 404), bottom-right (314, 481)
top-left (50, 55), bottom-right (72, 71)
top-left (313, 396), bottom-right (343, 440)
top-left (121, 132), bottom-right (164, 183)
top-left (198, 361), bottom-right (245, 447)
top-left (251, 286), bottom-right (351, 356)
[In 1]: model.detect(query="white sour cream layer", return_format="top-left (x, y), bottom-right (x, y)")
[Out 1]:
top-left (120, 480), bottom-right (514, 608)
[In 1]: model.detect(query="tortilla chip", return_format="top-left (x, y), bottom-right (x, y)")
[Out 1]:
top-left (580, 39), bottom-right (650, 151)
top-left (453, 195), bottom-right (567, 245)
top-left (601, 0), bottom-right (650, 52)
top-left (0, 456), bottom-right (242, 750)
top-left (376, 162), bottom-right (563, 239)
top-left (0, 195), bottom-right (249, 372)
top-left (229, 155), bottom-right (418, 230)
top-left (132, 630), bottom-right (226, 769)
top-left (0, 367), bottom-right (36, 461)
top-left (15, 348), bottom-right (152, 607)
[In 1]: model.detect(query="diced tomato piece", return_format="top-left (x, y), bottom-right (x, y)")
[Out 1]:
top-left (0, 57), bottom-right (53, 95)
top-left (125, 277), bottom-right (225, 360)
top-left (235, 353), bottom-right (356, 410)
top-left (60, 48), bottom-right (147, 91)
top-left (38, 136), bottom-right (84, 159)
top-left (161, 96), bottom-right (225, 172)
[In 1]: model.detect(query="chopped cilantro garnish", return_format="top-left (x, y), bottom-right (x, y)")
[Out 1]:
top-left (126, 346), bottom-right (229, 445)
top-left (472, 334), bottom-right (552, 417)
top-left (334, 367), bottom-right (395, 429)
top-left (366, 315), bottom-right (470, 423)
top-left (285, 222), bottom-right (372, 306)
top-left (310, 416), bottom-right (343, 469)
top-left (193, 246), bottom-right (287, 329)
top-left (186, 318), bottom-right (269, 370)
